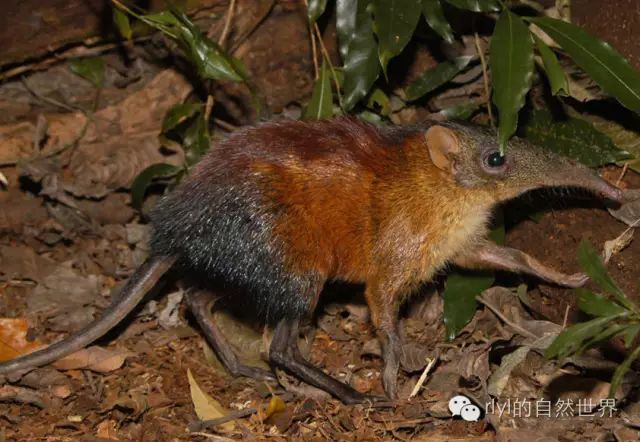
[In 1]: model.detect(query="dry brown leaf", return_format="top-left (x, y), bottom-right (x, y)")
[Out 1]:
top-left (0, 121), bottom-right (36, 164)
top-left (209, 310), bottom-right (269, 370)
top-left (400, 342), bottom-right (436, 373)
top-left (27, 262), bottom-right (102, 332)
top-left (158, 290), bottom-right (184, 329)
top-left (96, 419), bottom-right (119, 440)
top-left (603, 228), bottom-right (634, 264)
top-left (20, 367), bottom-right (73, 397)
top-left (610, 189), bottom-right (640, 226)
top-left (52, 346), bottom-right (131, 373)
top-left (16, 69), bottom-right (189, 200)
top-left (186, 368), bottom-right (234, 431)
top-left (100, 386), bottom-right (150, 416)
top-left (0, 244), bottom-right (56, 282)
top-left (0, 318), bottom-right (43, 362)
top-left (51, 384), bottom-right (72, 399)
top-left (264, 394), bottom-right (292, 434)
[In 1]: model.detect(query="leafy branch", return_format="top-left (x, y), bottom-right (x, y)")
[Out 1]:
top-left (304, 0), bottom-right (640, 157)
top-left (110, 1), bottom-right (249, 207)
top-left (546, 240), bottom-right (640, 398)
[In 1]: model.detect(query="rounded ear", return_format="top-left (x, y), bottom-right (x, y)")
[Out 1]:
top-left (425, 125), bottom-right (461, 173)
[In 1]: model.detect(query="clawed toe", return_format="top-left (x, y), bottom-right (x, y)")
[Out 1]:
top-left (562, 272), bottom-right (589, 288)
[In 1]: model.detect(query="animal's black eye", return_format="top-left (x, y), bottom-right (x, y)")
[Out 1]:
top-left (486, 151), bottom-right (505, 168)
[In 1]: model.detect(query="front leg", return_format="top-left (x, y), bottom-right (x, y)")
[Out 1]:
top-left (364, 278), bottom-right (404, 400)
top-left (454, 240), bottom-right (588, 288)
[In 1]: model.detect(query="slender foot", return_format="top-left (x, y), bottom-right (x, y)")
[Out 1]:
top-left (186, 291), bottom-right (275, 381)
top-left (379, 328), bottom-right (402, 400)
top-left (560, 272), bottom-right (589, 288)
top-left (269, 319), bottom-right (378, 404)
top-left (456, 242), bottom-right (591, 288)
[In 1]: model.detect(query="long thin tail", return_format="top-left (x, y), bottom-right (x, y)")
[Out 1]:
top-left (0, 255), bottom-right (176, 374)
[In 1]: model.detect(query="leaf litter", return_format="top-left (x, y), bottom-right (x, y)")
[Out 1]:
top-left (0, 10), bottom-right (639, 442)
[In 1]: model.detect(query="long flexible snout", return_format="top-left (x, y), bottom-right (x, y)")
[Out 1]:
top-left (547, 162), bottom-right (626, 204)
top-left (591, 175), bottom-right (625, 203)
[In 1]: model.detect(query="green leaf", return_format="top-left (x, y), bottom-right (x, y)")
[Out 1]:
top-left (373, 0), bottom-right (422, 75)
top-left (341, 0), bottom-right (381, 110)
top-left (422, 0), bottom-right (454, 43)
top-left (438, 102), bottom-right (480, 120)
top-left (357, 110), bottom-right (383, 123)
top-left (443, 272), bottom-right (494, 340)
top-left (131, 163), bottom-right (181, 209)
top-left (624, 324), bottom-right (640, 348)
top-left (521, 109), bottom-right (631, 167)
top-left (175, 11), bottom-right (245, 82)
top-left (162, 102), bottom-right (203, 132)
top-left (113, 8), bottom-right (133, 40)
top-left (545, 316), bottom-right (616, 359)
top-left (143, 10), bottom-right (245, 82)
top-left (576, 323), bottom-right (628, 355)
top-left (610, 344), bottom-right (640, 398)
top-left (303, 60), bottom-right (334, 120)
top-left (444, 0), bottom-right (499, 12)
top-left (336, 0), bottom-right (357, 61)
top-left (366, 88), bottom-right (391, 115)
top-left (577, 240), bottom-right (634, 310)
top-left (490, 10), bottom-right (534, 153)
top-left (530, 17), bottom-right (640, 113)
top-left (143, 10), bottom-right (181, 27)
top-left (68, 57), bottom-right (105, 88)
top-left (405, 56), bottom-right (473, 101)
top-left (577, 288), bottom-right (627, 317)
top-left (574, 112), bottom-right (640, 172)
top-left (533, 34), bottom-right (568, 96)
top-left (183, 115), bottom-right (211, 166)
top-left (308, 0), bottom-right (328, 23)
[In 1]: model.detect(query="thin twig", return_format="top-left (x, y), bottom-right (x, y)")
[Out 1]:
top-left (616, 162), bottom-right (629, 186)
top-left (188, 407), bottom-right (257, 432)
top-left (41, 118), bottom-right (91, 160)
top-left (20, 76), bottom-right (91, 159)
top-left (213, 118), bottom-right (238, 132)
top-left (409, 356), bottom-right (438, 399)
top-left (477, 295), bottom-right (538, 339)
top-left (474, 32), bottom-right (494, 126)
top-left (204, 95), bottom-right (215, 123)
top-left (229, 0), bottom-right (275, 55)
top-left (21, 77), bottom-right (79, 113)
top-left (189, 433), bottom-right (235, 442)
top-left (302, 0), bottom-right (320, 79)
top-left (0, 38), bottom-right (153, 82)
top-left (310, 22), bottom-right (320, 80)
top-left (313, 21), bottom-right (343, 105)
top-left (562, 304), bottom-right (570, 329)
top-left (218, 0), bottom-right (237, 49)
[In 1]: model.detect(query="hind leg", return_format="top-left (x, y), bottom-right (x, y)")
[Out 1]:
top-left (186, 290), bottom-right (276, 381)
top-left (269, 318), bottom-right (375, 404)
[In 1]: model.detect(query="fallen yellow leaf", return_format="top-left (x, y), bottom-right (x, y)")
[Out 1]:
top-left (0, 318), bottom-right (43, 362)
top-left (187, 368), bottom-right (234, 431)
top-left (264, 395), bottom-right (286, 419)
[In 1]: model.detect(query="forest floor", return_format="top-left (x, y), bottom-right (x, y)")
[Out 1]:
top-left (1, 26), bottom-right (640, 442)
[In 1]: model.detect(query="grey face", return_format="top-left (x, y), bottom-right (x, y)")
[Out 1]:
top-left (442, 121), bottom-right (623, 203)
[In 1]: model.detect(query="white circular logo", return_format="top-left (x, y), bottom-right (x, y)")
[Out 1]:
top-left (448, 395), bottom-right (471, 416)
top-left (460, 404), bottom-right (481, 422)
